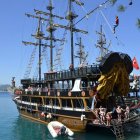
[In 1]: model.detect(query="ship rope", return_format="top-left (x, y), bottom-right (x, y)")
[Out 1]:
top-left (99, 10), bottom-right (125, 46)
top-left (99, 10), bottom-right (113, 33)
top-left (53, 1), bottom-right (69, 71)
top-left (77, 0), bottom-right (88, 17)
top-left (75, 32), bottom-right (88, 65)
top-left (53, 26), bottom-right (68, 71)
top-left (74, 0), bottom-right (111, 26)
top-left (23, 47), bottom-right (37, 79)
top-left (43, 44), bottom-right (50, 70)
top-left (33, 44), bottom-right (48, 79)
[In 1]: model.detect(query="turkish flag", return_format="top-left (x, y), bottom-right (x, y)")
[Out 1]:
top-left (133, 57), bottom-right (139, 70)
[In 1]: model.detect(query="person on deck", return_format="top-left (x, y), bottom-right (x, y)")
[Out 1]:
top-left (99, 106), bottom-right (106, 124)
top-left (69, 64), bottom-right (74, 71)
top-left (106, 112), bottom-right (112, 126)
top-left (113, 16), bottom-right (119, 33)
top-left (125, 105), bottom-right (130, 119)
top-left (116, 105), bottom-right (123, 122)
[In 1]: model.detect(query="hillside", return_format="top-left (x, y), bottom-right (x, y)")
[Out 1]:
top-left (0, 84), bottom-right (10, 91)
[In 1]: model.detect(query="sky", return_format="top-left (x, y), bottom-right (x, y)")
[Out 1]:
top-left (0, 0), bottom-right (140, 86)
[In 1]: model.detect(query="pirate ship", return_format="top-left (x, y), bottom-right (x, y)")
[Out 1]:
top-left (13, 0), bottom-right (139, 139)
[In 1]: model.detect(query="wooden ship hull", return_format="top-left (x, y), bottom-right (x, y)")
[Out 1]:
top-left (13, 52), bottom-right (140, 139)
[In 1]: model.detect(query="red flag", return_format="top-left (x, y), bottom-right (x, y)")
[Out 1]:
top-left (133, 57), bottom-right (139, 70)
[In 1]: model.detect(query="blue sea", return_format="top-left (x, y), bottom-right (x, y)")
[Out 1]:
top-left (0, 92), bottom-right (140, 140)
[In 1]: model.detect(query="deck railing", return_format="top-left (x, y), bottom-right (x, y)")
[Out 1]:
top-left (44, 65), bottom-right (100, 81)
top-left (21, 65), bottom-right (100, 85)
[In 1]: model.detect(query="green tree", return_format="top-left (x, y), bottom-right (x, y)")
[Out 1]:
top-left (136, 18), bottom-right (140, 29)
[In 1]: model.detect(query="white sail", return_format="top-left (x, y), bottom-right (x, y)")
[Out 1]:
top-left (71, 78), bottom-right (81, 92)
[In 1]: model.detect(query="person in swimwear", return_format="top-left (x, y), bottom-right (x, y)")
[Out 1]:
top-left (99, 106), bottom-right (106, 124)
top-left (106, 112), bottom-right (112, 126)
top-left (116, 105), bottom-right (123, 122)
top-left (125, 105), bottom-right (130, 119)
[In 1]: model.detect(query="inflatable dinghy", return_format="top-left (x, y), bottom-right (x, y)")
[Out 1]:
top-left (48, 121), bottom-right (74, 138)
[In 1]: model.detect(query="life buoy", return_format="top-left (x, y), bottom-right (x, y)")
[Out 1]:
top-left (81, 91), bottom-right (85, 97)
top-left (68, 91), bottom-right (71, 96)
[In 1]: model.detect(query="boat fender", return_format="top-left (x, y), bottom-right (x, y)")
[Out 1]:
top-left (81, 114), bottom-right (85, 121)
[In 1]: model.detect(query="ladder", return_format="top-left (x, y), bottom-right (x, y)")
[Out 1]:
top-left (112, 122), bottom-right (125, 140)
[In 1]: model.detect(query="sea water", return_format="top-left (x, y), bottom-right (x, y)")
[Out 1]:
top-left (0, 92), bottom-right (139, 140)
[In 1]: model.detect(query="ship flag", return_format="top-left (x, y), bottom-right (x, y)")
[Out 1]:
top-left (133, 57), bottom-right (139, 70)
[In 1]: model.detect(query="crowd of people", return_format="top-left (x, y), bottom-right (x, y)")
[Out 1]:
top-left (93, 105), bottom-right (131, 126)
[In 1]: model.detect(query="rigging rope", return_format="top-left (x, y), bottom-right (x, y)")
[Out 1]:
top-left (76, 0), bottom-right (89, 18)
top-left (100, 10), bottom-right (113, 33)
top-left (33, 44), bottom-right (48, 79)
top-left (99, 10), bottom-right (125, 47)
top-left (54, 26), bottom-right (68, 71)
top-left (24, 47), bottom-right (37, 78)
top-left (74, 0), bottom-right (111, 26)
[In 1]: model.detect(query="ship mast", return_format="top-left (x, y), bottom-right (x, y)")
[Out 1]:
top-left (47, 0), bottom-right (55, 71)
top-left (22, 0), bottom-right (88, 80)
top-left (38, 18), bottom-right (42, 81)
top-left (12, 77), bottom-right (15, 88)
top-left (95, 25), bottom-right (110, 62)
top-left (34, 0), bottom-right (64, 72)
top-left (75, 37), bottom-right (88, 64)
top-left (69, 0), bottom-right (74, 68)
top-left (22, 13), bottom-right (51, 81)
top-left (66, 0), bottom-right (87, 68)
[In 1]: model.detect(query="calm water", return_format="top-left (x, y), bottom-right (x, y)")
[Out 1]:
top-left (0, 92), bottom-right (139, 140)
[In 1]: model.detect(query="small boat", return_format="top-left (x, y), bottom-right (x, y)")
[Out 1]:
top-left (48, 121), bottom-right (74, 138)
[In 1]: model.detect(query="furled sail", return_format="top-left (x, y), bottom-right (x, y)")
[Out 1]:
top-left (71, 78), bottom-right (81, 92)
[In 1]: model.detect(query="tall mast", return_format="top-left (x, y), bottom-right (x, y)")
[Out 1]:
top-left (69, 0), bottom-right (74, 68)
top-left (47, 0), bottom-right (55, 71)
top-left (12, 77), bottom-right (15, 88)
top-left (22, 13), bottom-right (51, 81)
top-left (34, 0), bottom-right (87, 71)
top-left (34, 0), bottom-right (65, 72)
top-left (66, 0), bottom-right (87, 68)
top-left (37, 18), bottom-right (42, 81)
top-left (95, 25), bottom-right (110, 62)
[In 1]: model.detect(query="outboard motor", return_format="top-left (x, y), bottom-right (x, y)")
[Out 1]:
top-left (60, 126), bottom-right (67, 136)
